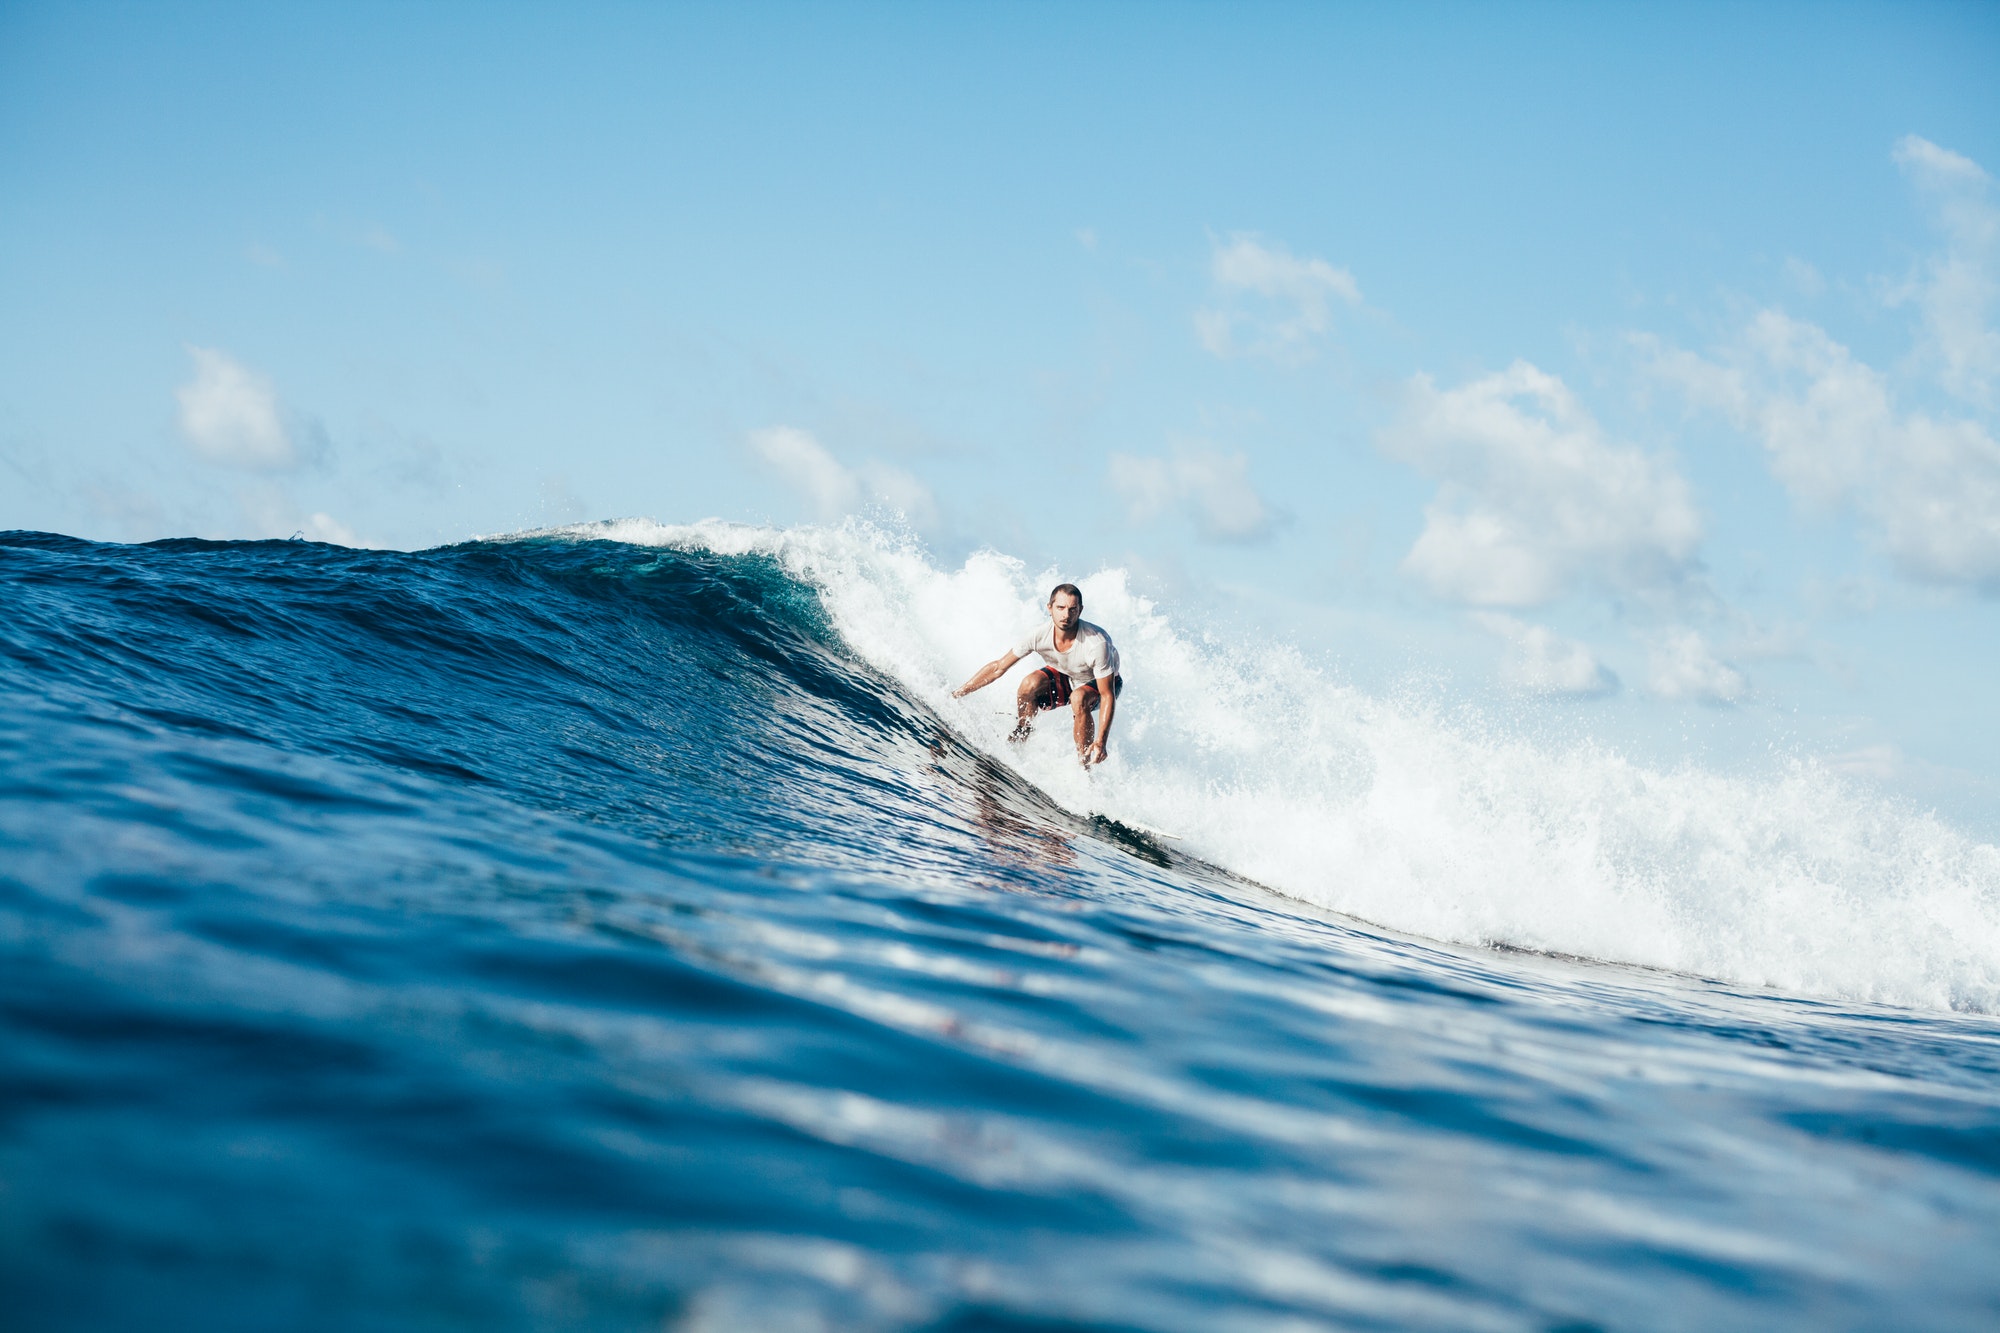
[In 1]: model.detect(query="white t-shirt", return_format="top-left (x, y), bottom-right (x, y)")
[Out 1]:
top-left (1013, 620), bottom-right (1121, 686)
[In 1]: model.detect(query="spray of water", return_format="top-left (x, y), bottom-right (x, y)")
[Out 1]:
top-left (571, 518), bottom-right (2000, 1014)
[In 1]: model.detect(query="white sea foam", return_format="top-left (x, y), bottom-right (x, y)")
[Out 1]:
top-left (574, 518), bottom-right (2000, 1014)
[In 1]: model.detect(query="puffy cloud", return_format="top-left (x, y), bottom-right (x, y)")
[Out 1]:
top-left (1473, 613), bottom-right (1618, 697)
top-left (744, 426), bottom-right (938, 529)
top-left (1107, 445), bottom-right (1279, 543)
top-left (1894, 134), bottom-right (1988, 186)
top-left (1195, 234), bottom-right (1361, 364)
top-left (1638, 140), bottom-right (2000, 591)
top-left (1891, 135), bottom-right (1998, 405)
top-left (298, 511), bottom-right (360, 546)
top-left (1381, 361), bottom-right (1704, 607)
top-left (1645, 310), bottom-right (2000, 590)
top-left (1645, 628), bottom-right (1748, 704)
top-left (747, 426), bottom-right (857, 515)
top-left (855, 459), bottom-right (940, 531)
top-left (175, 347), bottom-right (298, 470)
top-left (1783, 256), bottom-right (1825, 297)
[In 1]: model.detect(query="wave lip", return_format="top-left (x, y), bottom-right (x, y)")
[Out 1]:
top-left (571, 517), bottom-right (2000, 1016)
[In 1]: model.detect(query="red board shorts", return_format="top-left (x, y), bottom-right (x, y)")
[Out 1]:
top-left (1031, 667), bottom-right (1122, 712)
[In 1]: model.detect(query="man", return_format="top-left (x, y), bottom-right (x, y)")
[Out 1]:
top-left (952, 583), bottom-right (1123, 766)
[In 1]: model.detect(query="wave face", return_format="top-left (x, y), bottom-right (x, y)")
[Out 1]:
top-left (623, 519), bottom-right (2000, 1014)
top-left (3, 523), bottom-right (1998, 1331)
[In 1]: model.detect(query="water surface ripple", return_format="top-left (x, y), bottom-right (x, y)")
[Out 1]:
top-left (2, 532), bottom-right (1996, 1330)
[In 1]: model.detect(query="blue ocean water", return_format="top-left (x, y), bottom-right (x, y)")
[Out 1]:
top-left (3, 526), bottom-right (1998, 1331)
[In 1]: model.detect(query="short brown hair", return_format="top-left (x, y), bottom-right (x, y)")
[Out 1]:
top-left (1048, 582), bottom-right (1083, 607)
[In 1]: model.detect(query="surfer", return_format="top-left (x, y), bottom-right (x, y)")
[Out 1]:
top-left (952, 583), bottom-right (1123, 766)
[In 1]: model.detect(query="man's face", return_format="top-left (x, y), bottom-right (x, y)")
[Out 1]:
top-left (1049, 592), bottom-right (1082, 634)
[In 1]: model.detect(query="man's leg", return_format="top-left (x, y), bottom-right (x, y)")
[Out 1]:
top-left (1071, 684), bottom-right (1099, 755)
top-left (1012, 671), bottom-right (1057, 741)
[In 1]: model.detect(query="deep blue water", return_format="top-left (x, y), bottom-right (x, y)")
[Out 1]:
top-left (2, 530), bottom-right (1998, 1331)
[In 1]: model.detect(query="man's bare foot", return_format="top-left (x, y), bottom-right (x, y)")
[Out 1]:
top-left (1008, 719), bottom-right (1033, 743)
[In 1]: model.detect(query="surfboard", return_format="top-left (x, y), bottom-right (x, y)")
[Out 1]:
top-left (1095, 815), bottom-right (1182, 844)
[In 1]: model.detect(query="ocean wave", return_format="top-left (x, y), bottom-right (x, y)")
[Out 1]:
top-left (6, 524), bottom-right (1999, 1329)
top-left (570, 518), bottom-right (2000, 1014)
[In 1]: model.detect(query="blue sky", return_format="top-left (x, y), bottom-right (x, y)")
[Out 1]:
top-left (3, 2), bottom-right (1998, 821)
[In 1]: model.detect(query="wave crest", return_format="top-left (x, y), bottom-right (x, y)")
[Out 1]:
top-left (570, 517), bottom-right (2000, 1014)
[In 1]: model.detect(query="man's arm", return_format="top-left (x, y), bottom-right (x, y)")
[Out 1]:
top-left (952, 651), bottom-right (1022, 698)
top-left (1086, 673), bottom-right (1117, 763)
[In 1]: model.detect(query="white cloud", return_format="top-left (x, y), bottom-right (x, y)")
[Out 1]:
top-left (1894, 134), bottom-right (1988, 186)
top-left (1638, 139), bottom-right (2000, 592)
top-left (1890, 135), bottom-right (1999, 407)
top-left (856, 459), bottom-right (940, 530)
top-left (1107, 445), bottom-right (1279, 543)
top-left (1645, 310), bottom-right (2000, 590)
top-left (236, 481), bottom-right (367, 547)
top-left (744, 426), bottom-right (938, 529)
top-left (175, 346), bottom-right (298, 470)
top-left (1381, 361), bottom-right (1704, 607)
top-left (1783, 256), bottom-right (1825, 297)
top-left (302, 511), bottom-right (360, 545)
top-left (1645, 628), bottom-right (1748, 704)
top-left (1195, 233), bottom-right (1361, 364)
top-left (1474, 613), bottom-right (1618, 697)
top-left (747, 426), bottom-right (859, 517)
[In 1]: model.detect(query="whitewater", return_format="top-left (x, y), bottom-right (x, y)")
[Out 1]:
top-left (627, 518), bottom-right (2000, 1015)
top-left (3, 521), bottom-right (1998, 1331)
